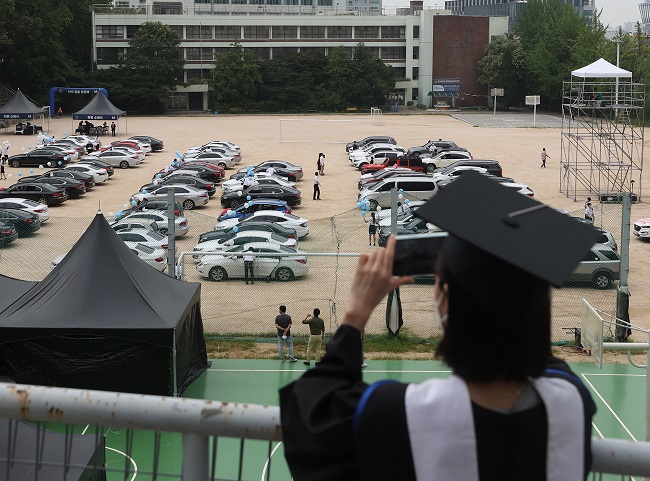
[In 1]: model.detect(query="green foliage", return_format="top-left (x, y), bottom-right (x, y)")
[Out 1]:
top-left (211, 42), bottom-right (262, 112)
top-left (478, 35), bottom-right (527, 108)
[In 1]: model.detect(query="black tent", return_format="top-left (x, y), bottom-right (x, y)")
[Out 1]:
top-left (73, 91), bottom-right (125, 121)
top-left (0, 89), bottom-right (43, 120)
top-left (0, 213), bottom-right (209, 396)
top-left (0, 275), bottom-right (37, 312)
top-left (0, 419), bottom-right (106, 481)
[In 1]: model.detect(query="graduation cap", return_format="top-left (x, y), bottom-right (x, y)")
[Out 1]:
top-left (415, 171), bottom-right (602, 289)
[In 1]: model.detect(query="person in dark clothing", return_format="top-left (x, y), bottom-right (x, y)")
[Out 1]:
top-left (275, 305), bottom-right (297, 363)
top-left (111, 122), bottom-right (116, 137)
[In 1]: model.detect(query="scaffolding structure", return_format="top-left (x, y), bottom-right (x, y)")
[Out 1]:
top-left (560, 79), bottom-right (644, 202)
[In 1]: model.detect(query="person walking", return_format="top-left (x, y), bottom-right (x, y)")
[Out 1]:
top-left (276, 305), bottom-right (297, 363)
top-left (313, 171), bottom-right (321, 200)
top-left (302, 308), bottom-right (325, 366)
top-left (244, 249), bottom-right (255, 284)
top-left (319, 153), bottom-right (325, 175)
top-left (56, 107), bottom-right (62, 118)
top-left (541, 148), bottom-right (549, 168)
top-left (584, 201), bottom-right (594, 223)
top-left (365, 212), bottom-right (378, 246)
top-left (110, 122), bottom-right (116, 137)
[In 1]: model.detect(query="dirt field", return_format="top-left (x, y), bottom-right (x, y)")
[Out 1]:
top-left (1, 111), bottom-right (648, 364)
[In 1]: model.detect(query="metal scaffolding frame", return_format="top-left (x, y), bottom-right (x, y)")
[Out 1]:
top-left (560, 79), bottom-right (644, 202)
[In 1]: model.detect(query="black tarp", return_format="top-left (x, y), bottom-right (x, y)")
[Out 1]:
top-left (73, 92), bottom-right (125, 121)
top-left (0, 419), bottom-right (106, 481)
top-left (0, 89), bottom-right (43, 120)
top-left (0, 213), bottom-right (209, 396)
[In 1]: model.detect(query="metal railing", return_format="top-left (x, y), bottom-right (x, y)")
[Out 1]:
top-left (0, 382), bottom-right (649, 480)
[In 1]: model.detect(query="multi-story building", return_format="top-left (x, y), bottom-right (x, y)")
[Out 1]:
top-left (92, 1), bottom-right (508, 110)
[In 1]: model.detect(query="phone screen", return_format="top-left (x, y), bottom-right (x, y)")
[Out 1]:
top-left (392, 232), bottom-right (447, 276)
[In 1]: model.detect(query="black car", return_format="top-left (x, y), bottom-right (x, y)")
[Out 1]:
top-left (0, 221), bottom-right (18, 246)
top-left (129, 136), bottom-right (164, 152)
top-left (0, 208), bottom-right (42, 236)
top-left (77, 159), bottom-right (115, 177)
top-left (198, 221), bottom-right (298, 244)
top-left (433, 159), bottom-right (504, 178)
top-left (17, 175), bottom-right (86, 198)
top-left (229, 166), bottom-right (298, 183)
top-left (377, 217), bottom-right (435, 247)
top-left (39, 169), bottom-right (96, 189)
top-left (221, 184), bottom-right (301, 208)
top-left (116, 200), bottom-right (184, 221)
top-left (0, 183), bottom-right (68, 206)
top-left (7, 151), bottom-right (69, 168)
top-left (140, 175), bottom-right (216, 197)
top-left (421, 139), bottom-right (460, 153)
top-left (346, 136), bottom-right (397, 152)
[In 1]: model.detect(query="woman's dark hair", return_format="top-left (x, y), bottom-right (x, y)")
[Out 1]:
top-left (434, 250), bottom-right (551, 383)
top-left (313, 308), bottom-right (320, 316)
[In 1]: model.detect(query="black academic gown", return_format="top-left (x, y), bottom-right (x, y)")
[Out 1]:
top-left (279, 325), bottom-right (595, 481)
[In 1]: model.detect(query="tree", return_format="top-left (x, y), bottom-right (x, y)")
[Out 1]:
top-left (348, 44), bottom-right (395, 107)
top-left (478, 35), bottom-right (527, 108)
top-left (107, 22), bottom-right (183, 113)
top-left (211, 42), bottom-right (262, 112)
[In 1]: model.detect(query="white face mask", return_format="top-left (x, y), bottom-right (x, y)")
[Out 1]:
top-left (435, 290), bottom-right (448, 330)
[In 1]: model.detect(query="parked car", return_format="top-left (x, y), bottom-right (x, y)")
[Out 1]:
top-left (221, 174), bottom-right (297, 193)
top-left (139, 176), bottom-right (216, 197)
top-left (230, 166), bottom-right (299, 183)
top-left (187, 140), bottom-right (240, 153)
top-left (377, 216), bottom-right (439, 247)
top-left (198, 222), bottom-right (298, 244)
top-left (0, 221), bottom-right (18, 246)
top-left (217, 199), bottom-right (292, 222)
top-left (421, 150), bottom-right (473, 173)
top-left (156, 165), bottom-right (224, 183)
top-left (358, 168), bottom-right (430, 190)
top-left (31, 146), bottom-right (79, 161)
top-left (567, 246), bottom-right (620, 289)
top-left (221, 184), bottom-right (301, 208)
top-left (115, 200), bottom-right (183, 221)
top-left (112, 219), bottom-right (161, 233)
top-left (115, 228), bottom-right (169, 250)
top-left (360, 155), bottom-right (425, 175)
top-left (0, 208), bottom-right (42, 236)
top-left (349, 144), bottom-right (406, 169)
top-left (17, 175), bottom-right (86, 198)
top-left (238, 160), bottom-right (304, 180)
top-left (346, 136), bottom-right (397, 152)
top-left (7, 151), bottom-right (69, 168)
top-left (216, 210), bottom-right (309, 238)
top-left (358, 176), bottom-right (439, 210)
top-left (633, 218), bottom-right (650, 241)
top-left (192, 230), bottom-right (297, 261)
top-left (0, 183), bottom-right (68, 206)
top-left (182, 151), bottom-right (239, 169)
top-left (93, 145), bottom-right (145, 161)
top-left (82, 149), bottom-right (141, 169)
top-left (184, 147), bottom-right (241, 163)
top-left (111, 140), bottom-right (151, 154)
top-left (50, 139), bottom-right (88, 155)
top-left (39, 169), bottom-right (96, 189)
top-left (131, 184), bottom-right (209, 210)
top-left (53, 243), bottom-right (168, 272)
top-left (65, 135), bottom-right (101, 151)
top-left (75, 159), bottom-right (115, 177)
top-left (421, 139), bottom-right (461, 153)
top-left (118, 211), bottom-right (189, 236)
top-left (0, 198), bottom-right (50, 222)
top-left (196, 243), bottom-right (308, 282)
top-left (434, 159), bottom-right (503, 177)
top-left (64, 164), bottom-right (109, 184)
top-left (128, 136), bottom-right (164, 151)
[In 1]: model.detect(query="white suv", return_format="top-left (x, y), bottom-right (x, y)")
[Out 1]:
top-left (633, 218), bottom-right (650, 240)
top-left (358, 176), bottom-right (438, 210)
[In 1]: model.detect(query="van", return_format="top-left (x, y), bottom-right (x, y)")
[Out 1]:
top-left (358, 176), bottom-right (438, 209)
top-left (434, 159), bottom-right (503, 177)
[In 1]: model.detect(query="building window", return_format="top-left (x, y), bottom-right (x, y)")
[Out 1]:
top-left (393, 67), bottom-right (406, 79)
top-left (381, 26), bottom-right (405, 39)
top-left (381, 46), bottom-right (406, 59)
top-left (169, 25), bottom-right (183, 38)
top-left (300, 0), bottom-right (313, 5)
top-left (186, 69), bottom-right (211, 82)
top-left (273, 47), bottom-right (299, 57)
top-left (96, 26), bottom-right (124, 39)
top-left (329, 26), bottom-right (352, 38)
top-left (272, 26), bottom-right (298, 38)
top-left (299, 47), bottom-right (326, 55)
top-left (412, 66), bottom-right (419, 80)
top-left (126, 25), bottom-right (140, 39)
top-left (317, 0), bottom-right (333, 5)
top-left (244, 26), bottom-right (270, 39)
top-left (245, 47), bottom-right (270, 60)
top-left (413, 46), bottom-right (419, 59)
top-left (96, 47), bottom-right (125, 64)
top-left (187, 26), bottom-right (213, 39)
top-left (364, 46), bottom-right (379, 58)
top-left (215, 26), bottom-right (240, 39)
top-left (186, 47), bottom-right (213, 60)
top-left (301, 26), bottom-right (325, 38)
top-left (355, 26), bottom-right (379, 39)
top-left (413, 25), bottom-right (419, 38)
top-left (412, 88), bottom-right (418, 101)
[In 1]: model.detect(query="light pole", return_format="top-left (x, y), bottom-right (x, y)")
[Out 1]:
top-left (615, 34), bottom-right (621, 107)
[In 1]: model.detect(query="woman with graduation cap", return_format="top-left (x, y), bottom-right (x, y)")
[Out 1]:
top-left (280, 171), bottom-right (598, 481)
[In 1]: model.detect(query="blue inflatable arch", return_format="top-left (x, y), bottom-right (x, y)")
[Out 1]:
top-left (48, 87), bottom-right (108, 117)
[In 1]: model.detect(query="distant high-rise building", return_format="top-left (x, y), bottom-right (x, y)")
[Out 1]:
top-left (640, 2), bottom-right (650, 24)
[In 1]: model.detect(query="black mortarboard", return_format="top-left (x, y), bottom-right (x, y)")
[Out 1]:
top-left (415, 171), bottom-right (601, 288)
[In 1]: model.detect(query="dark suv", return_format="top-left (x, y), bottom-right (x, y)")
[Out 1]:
top-left (434, 159), bottom-right (503, 177)
top-left (346, 136), bottom-right (397, 152)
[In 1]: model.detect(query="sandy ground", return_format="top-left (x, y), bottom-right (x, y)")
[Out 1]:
top-left (1, 111), bottom-right (649, 363)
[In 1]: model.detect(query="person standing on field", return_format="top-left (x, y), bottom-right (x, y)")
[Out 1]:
top-left (319, 153), bottom-right (325, 175)
top-left (541, 148), bottom-right (549, 168)
top-left (313, 171), bottom-right (321, 200)
top-left (276, 305), bottom-right (298, 363)
top-left (302, 308), bottom-right (325, 366)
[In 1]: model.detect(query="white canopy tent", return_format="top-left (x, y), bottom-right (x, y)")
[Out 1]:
top-left (571, 58), bottom-right (631, 78)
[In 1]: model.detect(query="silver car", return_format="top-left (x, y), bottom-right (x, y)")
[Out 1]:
top-left (119, 211), bottom-right (189, 236)
top-left (130, 184), bottom-right (209, 210)
top-left (568, 246), bottom-right (620, 289)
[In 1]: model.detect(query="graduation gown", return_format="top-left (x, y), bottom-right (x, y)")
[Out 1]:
top-left (280, 325), bottom-right (596, 481)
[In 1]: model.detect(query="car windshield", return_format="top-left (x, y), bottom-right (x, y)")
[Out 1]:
top-left (134, 244), bottom-right (155, 254)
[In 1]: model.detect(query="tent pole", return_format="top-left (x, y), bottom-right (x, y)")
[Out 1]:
top-left (173, 330), bottom-right (178, 397)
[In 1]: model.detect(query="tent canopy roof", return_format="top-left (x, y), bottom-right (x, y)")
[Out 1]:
top-left (0, 275), bottom-right (37, 313)
top-left (0, 89), bottom-right (44, 119)
top-left (73, 91), bottom-right (125, 120)
top-left (0, 213), bottom-right (200, 345)
top-left (571, 58), bottom-right (632, 78)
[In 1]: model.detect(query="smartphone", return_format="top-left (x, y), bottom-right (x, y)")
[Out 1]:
top-left (392, 232), bottom-right (448, 276)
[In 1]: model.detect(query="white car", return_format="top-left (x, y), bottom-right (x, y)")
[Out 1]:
top-left (431, 166), bottom-right (487, 180)
top-left (421, 150), bottom-right (473, 173)
top-left (184, 146), bottom-right (242, 162)
top-left (96, 145), bottom-right (146, 161)
top-left (222, 174), bottom-right (297, 193)
top-left (216, 210), bottom-right (309, 238)
top-left (64, 164), bottom-right (109, 183)
top-left (81, 150), bottom-right (142, 169)
top-left (349, 145), bottom-right (406, 168)
top-left (45, 144), bottom-right (81, 160)
top-left (52, 243), bottom-right (167, 271)
top-left (116, 228), bottom-right (169, 250)
top-left (0, 198), bottom-right (50, 222)
top-left (187, 140), bottom-right (240, 153)
top-left (182, 151), bottom-right (239, 169)
top-left (192, 231), bottom-right (298, 260)
top-left (633, 218), bottom-right (650, 240)
top-left (196, 243), bottom-right (308, 282)
top-left (65, 135), bottom-right (101, 151)
top-left (120, 211), bottom-right (189, 236)
top-left (130, 185), bottom-right (209, 210)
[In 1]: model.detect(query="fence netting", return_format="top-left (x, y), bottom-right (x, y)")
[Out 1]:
top-left (0, 202), bottom-right (625, 343)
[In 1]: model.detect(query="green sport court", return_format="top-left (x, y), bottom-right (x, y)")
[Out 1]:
top-left (61, 359), bottom-right (645, 480)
